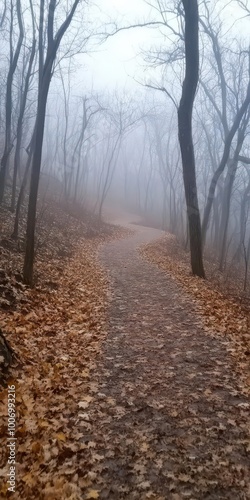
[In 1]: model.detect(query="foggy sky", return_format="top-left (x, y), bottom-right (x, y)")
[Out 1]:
top-left (72, 0), bottom-right (250, 94)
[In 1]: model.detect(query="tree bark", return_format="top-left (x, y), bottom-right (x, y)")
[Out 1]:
top-left (218, 127), bottom-right (246, 271)
top-left (177, 0), bottom-right (205, 278)
top-left (0, 0), bottom-right (24, 203)
top-left (23, 74), bottom-right (51, 284)
top-left (11, 37), bottom-right (36, 212)
top-left (201, 82), bottom-right (250, 245)
top-left (23, 0), bottom-right (81, 285)
top-left (11, 136), bottom-right (34, 240)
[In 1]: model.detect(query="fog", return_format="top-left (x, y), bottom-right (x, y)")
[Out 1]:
top-left (0, 0), bottom-right (250, 283)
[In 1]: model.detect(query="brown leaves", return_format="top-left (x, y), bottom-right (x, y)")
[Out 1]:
top-left (1, 217), bottom-right (249, 499)
top-left (140, 234), bottom-right (250, 394)
top-left (0, 207), bottom-right (128, 497)
top-left (86, 489), bottom-right (99, 499)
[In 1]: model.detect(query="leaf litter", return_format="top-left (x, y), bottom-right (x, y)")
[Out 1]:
top-left (0, 201), bottom-right (130, 499)
top-left (140, 233), bottom-right (250, 395)
top-left (80, 225), bottom-right (250, 499)
top-left (0, 216), bottom-right (250, 499)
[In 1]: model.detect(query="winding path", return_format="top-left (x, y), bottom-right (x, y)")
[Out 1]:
top-left (87, 221), bottom-right (250, 500)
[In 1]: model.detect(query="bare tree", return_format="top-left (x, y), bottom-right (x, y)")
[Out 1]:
top-left (0, 0), bottom-right (24, 203)
top-left (93, 95), bottom-right (141, 219)
top-left (178, 0), bottom-right (205, 277)
top-left (23, 0), bottom-right (81, 285)
top-left (199, 8), bottom-right (250, 245)
top-left (218, 109), bottom-right (250, 270)
top-left (0, 0), bottom-right (7, 29)
top-left (11, 0), bottom-right (36, 212)
top-left (73, 96), bottom-right (102, 202)
top-left (11, 130), bottom-right (35, 240)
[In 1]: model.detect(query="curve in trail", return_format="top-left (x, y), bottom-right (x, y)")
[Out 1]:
top-left (87, 223), bottom-right (250, 500)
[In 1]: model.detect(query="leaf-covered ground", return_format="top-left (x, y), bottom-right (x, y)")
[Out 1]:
top-left (1, 218), bottom-right (250, 499)
top-left (0, 202), bottom-right (129, 498)
top-left (140, 233), bottom-right (250, 395)
top-left (53, 223), bottom-right (249, 500)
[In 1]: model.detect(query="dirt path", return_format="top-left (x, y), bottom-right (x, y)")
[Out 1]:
top-left (86, 223), bottom-right (250, 500)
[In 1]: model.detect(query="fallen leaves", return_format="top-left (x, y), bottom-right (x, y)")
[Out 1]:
top-left (1, 215), bottom-right (250, 499)
top-left (78, 224), bottom-right (250, 499)
top-left (0, 201), bottom-right (130, 498)
top-left (86, 489), bottom-right (99, 499)
top-left (140, 233), bottom-right (250, 395)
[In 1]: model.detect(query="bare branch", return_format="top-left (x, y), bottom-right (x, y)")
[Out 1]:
top-left (0, 0), bottom-right (6, 29)
top-left (145, 83), bottom-right (178, 109)
top-left (239, 155), bottom-right (250, 164)
top-left (99, 21), bottom-right (170, 42)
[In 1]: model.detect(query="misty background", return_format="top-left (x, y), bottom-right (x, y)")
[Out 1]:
top-left (0, 0), bottom-right (250, 284)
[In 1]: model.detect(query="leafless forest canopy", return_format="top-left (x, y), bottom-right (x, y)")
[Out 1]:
top-left (0, 0), bottom-right (250, 286)
top-left (1, 3), bottom-right (250, 497)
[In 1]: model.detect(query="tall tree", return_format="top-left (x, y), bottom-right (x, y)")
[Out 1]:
top-left (0, 0), bottom-right (24, 203)
top-left (199, 9), bottom-right (250, 246)
top-left (11, 0), bottom-right (36, 212)
top-left (0, 0), bottom-right (7, 29)
top-left (177, 0), bottom-right (205, 277)
top-left (23, 0), bottom-right (81, 285)
top-left (201, 83), bottom-right (250, 245)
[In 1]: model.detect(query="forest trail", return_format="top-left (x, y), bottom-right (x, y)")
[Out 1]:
top-left (86, 220), bottom-right (250, 500)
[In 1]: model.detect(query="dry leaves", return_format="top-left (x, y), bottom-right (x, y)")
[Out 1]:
top-left (72, 225), bottom-right (250, 499)
top-left (1, 214), bottom-right (250, 499)
top-left (0, 201), bottom-right (129, 498)
top-left (140, 233), bottom-right (250, 394)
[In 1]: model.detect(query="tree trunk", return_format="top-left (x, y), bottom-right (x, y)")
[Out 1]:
top-left (218, 160), bottom-right (237, 271)
top-left (23, 77), bottom-right (51, 284)
top-left (233, 176), bottom-right (250, 263)
top-left (202, 82), bottom-right (250, 245)
top-left (11, 38), bottom-right (36, 212)
top-left (177, 0), bottom-right (205, 278)
top-left (0, 0), bottom-right (24, 203)
top-left (23, 0), bottom-right (81, 285)
top-left (212, 195), bottom-right (220, 250)
top-left (11, 134), bottom-right (34, 240)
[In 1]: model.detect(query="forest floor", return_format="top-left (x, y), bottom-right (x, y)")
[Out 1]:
top-left (0, 211), bottom-right (250, 499)
top-left (0, 201), bottom-right (129, 498)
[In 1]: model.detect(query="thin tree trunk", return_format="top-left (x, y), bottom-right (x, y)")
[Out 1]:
top-left (23, 0), bottom-right (81, 285)
top-left (0, 0), bottom-right (24, 203)
top-left (234, 179), bottom-right (250, 263)
top-left (177, 0), bottom-right (205, 277)
top-left (11, 37), bottom-right (36, 212)
top-left (23, 77), bottom-right (51, 283)
top-left (218, 160), bottom-right (237, 271)
top-left (11, 133), bottom-right (35, 239)
top-left (202, 82), bottom-right (250, 245)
